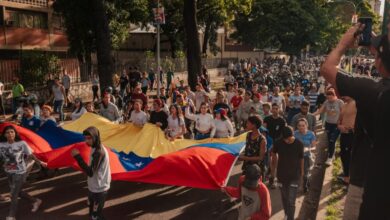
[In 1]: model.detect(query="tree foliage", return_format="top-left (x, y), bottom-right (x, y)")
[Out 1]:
top-left (232, 0), bottom-right (380, 55)
top-left (19, 51), bottom-right (61, 88)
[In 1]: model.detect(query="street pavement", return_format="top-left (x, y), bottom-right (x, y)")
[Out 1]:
top-left (0, 158), bottom-right (310, 220)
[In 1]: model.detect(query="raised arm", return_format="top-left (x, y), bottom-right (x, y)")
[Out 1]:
top-left (321, 25), bottom-right (361, 86)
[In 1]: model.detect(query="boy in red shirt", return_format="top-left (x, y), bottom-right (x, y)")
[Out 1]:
top-left (222, 164), bottom-right (272, 220)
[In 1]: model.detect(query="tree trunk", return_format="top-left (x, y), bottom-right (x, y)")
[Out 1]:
top-left (91, 0), bottom-right (114, 95)
top-left (183, 0), bottom-right (202, 91)
top-left (202, 21), bottom-right (211, 55)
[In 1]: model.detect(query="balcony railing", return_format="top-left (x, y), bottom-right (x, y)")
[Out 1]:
top-left (3, 0), bottom-right (48, 7)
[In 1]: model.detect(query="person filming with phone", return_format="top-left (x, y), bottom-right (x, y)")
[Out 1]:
top-left (321, 20), bottom-right (390, 220)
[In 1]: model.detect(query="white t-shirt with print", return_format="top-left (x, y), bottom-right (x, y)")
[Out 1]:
top-left (0, 141), bottom-right (33, 174)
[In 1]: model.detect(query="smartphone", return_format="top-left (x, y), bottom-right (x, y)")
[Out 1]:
top-left (358, 17), bottom-right (373, 46)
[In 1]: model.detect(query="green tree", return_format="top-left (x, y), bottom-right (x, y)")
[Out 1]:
top-left (54, 0), bottom-right (149, 91)
top-left (232, 0), bottom-right (379, 56)
top-left (19, 51), bottom-right (61, 88)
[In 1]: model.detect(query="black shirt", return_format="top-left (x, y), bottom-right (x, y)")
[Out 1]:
top-left (336, 70), bottom-right (390, 219)
top-left (149, 110), bottom-right (168, 130)
top-left (273, 138), bottom-right (303, 184)
top-left (263, 116), bottom-right (286, 140)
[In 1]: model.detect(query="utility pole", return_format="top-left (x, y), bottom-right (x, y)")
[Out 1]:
top-left (153, 1), bottom-right (165, 97)
top-left (383, 0), bottom-right (390, 34)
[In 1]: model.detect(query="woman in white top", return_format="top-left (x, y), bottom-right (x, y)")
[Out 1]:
top-left (185, 102), bottom-right (214, 140)
top-left (211, 108), bottom-right (234, 138)
top-left (71, 98), bottom-right (87, 121)
top-left (129, 99), bottom-right (148, 127)
top-left (166, 105), bottom-right (186, 141)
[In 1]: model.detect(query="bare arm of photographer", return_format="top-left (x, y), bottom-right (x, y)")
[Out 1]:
top-left (321, 24), bottom-right (363, 86)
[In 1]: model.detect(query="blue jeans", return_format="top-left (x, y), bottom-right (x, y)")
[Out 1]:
top-left (54, 100), bottom-right (64, 121)
top-left (280, 180), bottom-right (299, 220)
top-left (195, 133), bottom-right (210, 140)
top-left (325, 122), bottom-right (340, 159)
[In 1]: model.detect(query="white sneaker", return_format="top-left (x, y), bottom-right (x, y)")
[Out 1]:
top-left (31, 199), bottom-right (42, 212)
top-left (325, 158), bottom-right (333, 166)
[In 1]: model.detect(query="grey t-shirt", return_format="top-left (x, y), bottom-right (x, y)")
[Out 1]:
top-left (88, 147), bottom-right (111, 193)
top-left (0, 141), bottom-right (33, 174)
top-left (238, 186), bottom-right (261, 220)
top-left (100, 102), bottom-right (120, 122)
top-left (323, 99), bottom-right (344, 124)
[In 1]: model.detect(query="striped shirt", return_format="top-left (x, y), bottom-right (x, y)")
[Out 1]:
top-left (308, 91), bottom-right (319, 107)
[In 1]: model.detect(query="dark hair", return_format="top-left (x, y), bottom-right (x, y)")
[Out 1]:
top-left (170, 105), bottom-right (181, 124)
top-left (301, 100), bottom-right (310, 107)
top-left (271, 103), bottom-right (279, 108)
top-left (22, 103), bottom-right (33, 111)
top-left (0, 125), bottom-right (23, 142)
top-left (282, 126), bottom-right (294, 139)
top-left (74, 98), bottom-right (84, 114)
top-left (245, 91), bottom-right (252, 97)
top-left (247, 115), bottom-right (262, 129)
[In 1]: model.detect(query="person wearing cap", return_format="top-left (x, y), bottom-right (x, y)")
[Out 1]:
top-left (211, 108), bottom-right (234, 138)
top-left (222, 164), bottom-right (272, 220)
top-left (240, 115), bottom-right (266, 175)
top-left (320, 23), bottom-right (390, 219)
top-left (212, 90), bottom-right (232, 118)
top-left (40, 105), bottom-right (56, 126)
top-left (271, 126), bottom-right (304, 220)
top-left (249, 93), bottom-right (264, 119)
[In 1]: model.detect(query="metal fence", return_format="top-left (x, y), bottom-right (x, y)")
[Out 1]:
top-left (105, 57), bottom-right (238, 75)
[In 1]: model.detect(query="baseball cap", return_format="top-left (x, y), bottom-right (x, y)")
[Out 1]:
top-left (243, 164), bottom-right (261, 188)
top-left (215, 108), bottom-right (227, 117)
top-left (254, 93), bottom-right (261, 100)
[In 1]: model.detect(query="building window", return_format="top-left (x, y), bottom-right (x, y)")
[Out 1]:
top-left (7, 9), bottom-right (48, 29)
top-left (3, 0), bottom-right (48, 7)
top-left (52, 13), bottom-right (65, 31)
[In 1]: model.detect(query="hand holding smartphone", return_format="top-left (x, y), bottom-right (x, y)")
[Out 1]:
top-left (357, 17), bottom-right (373, 46)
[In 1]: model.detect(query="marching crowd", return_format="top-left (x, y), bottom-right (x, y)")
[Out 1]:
top-left (0, 23), bottom-right (388, 220)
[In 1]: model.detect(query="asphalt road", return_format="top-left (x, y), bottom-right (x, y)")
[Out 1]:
top-left (0, 160), bottom-right (308, 220)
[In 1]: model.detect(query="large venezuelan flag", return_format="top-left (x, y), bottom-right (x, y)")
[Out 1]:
top-left (0, 113), bottom-right (246, 189)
